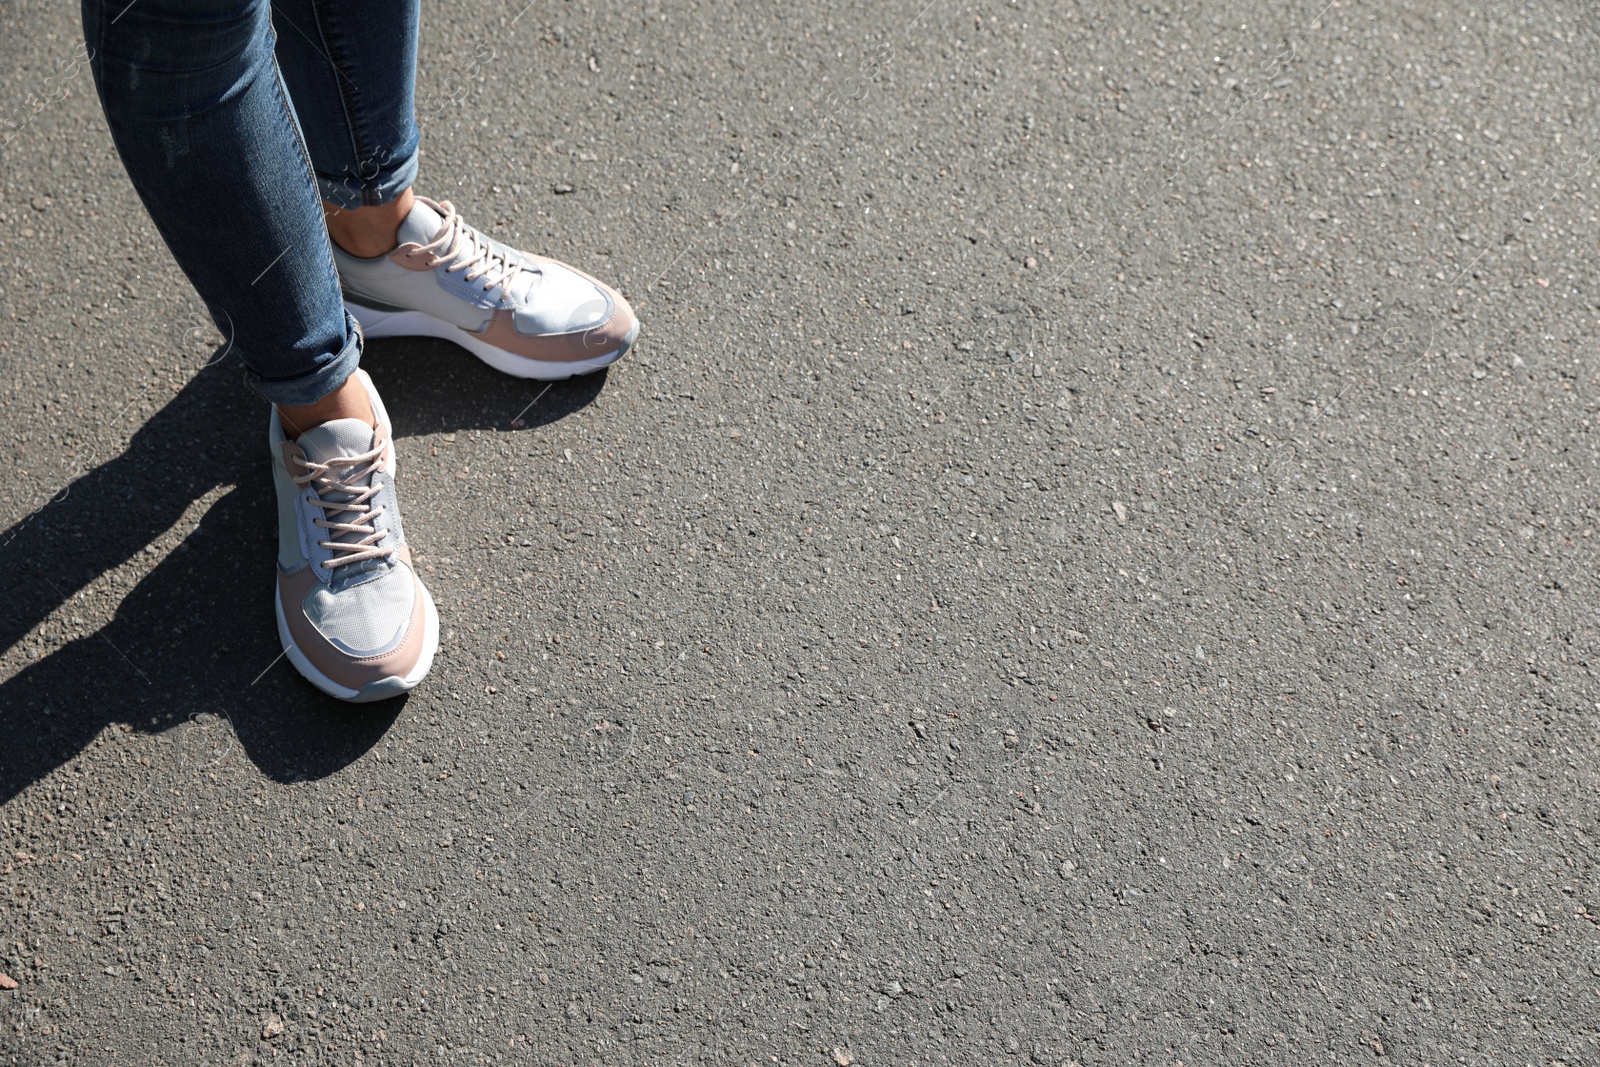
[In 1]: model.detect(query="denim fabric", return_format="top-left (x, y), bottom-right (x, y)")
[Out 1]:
top-left (269, 0), bottom-right (420, 209)
top-left (81, 0), bottom-right (420, 405)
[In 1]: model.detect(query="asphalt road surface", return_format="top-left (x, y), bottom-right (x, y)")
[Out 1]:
top-left (5, 0), bottom-right (1600, 1063)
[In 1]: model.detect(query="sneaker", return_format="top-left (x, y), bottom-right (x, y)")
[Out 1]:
top-left (270, 369), bottom-right (438, 702)
top-left (333, 197), bottom-right (639, 380)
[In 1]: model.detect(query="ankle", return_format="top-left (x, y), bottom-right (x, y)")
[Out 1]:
top-left (324, 188), bottom-right (415, 259)
top-left (278, 372), bottom-right (376, 437)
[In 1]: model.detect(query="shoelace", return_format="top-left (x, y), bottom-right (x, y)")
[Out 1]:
top-left (416, 199), bottom-right (527, 300)
top-left (293, 442), bottom-right (393, 568)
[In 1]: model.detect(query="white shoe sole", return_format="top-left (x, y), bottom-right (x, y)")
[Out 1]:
top-left (275, 581), bottom-right (440, 703)
top-left (346, 300), bottom-right (635, 380)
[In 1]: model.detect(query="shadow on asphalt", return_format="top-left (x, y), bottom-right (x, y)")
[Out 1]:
top-left (0, 338), bottom-right (605, 805)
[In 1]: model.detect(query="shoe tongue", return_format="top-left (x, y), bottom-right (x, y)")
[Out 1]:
top-left (296, 418), bottom-right (376, 469)
top-left (406, 197), bottom-right (540, 303)
top-left (297, 419), bottom-right (383, 575)
top-left (397, 198), bottom-right (446, 247)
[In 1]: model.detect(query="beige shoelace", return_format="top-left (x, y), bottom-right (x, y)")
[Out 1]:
top-left (416, 199), bottom-right (526, 300)
top-left (293, 442), bottom-right (393, 568)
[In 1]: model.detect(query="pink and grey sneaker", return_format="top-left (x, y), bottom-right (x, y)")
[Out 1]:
top-left (332, 197), bottom-right (639, 380)
top-left (270, 369), bottom-right (439, 702)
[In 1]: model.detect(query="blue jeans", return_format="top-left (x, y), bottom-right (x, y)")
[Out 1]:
top-left (82, 0), bottom-right (421, 405)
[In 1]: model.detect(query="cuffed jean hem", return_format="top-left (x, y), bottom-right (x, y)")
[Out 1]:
top-left (316, 148), bottom-right (419, 210)
top-left (243, 311), bottom-right (363, 405)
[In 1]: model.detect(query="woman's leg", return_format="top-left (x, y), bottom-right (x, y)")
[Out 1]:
top-left (83, 0), bottom-right (436, 702)
top-left (269, 0), bottom-right (640, 380)
top-left (268, 0), bottom-right (421, 253)
top-left (82, 0), bottom-right (359, 406)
